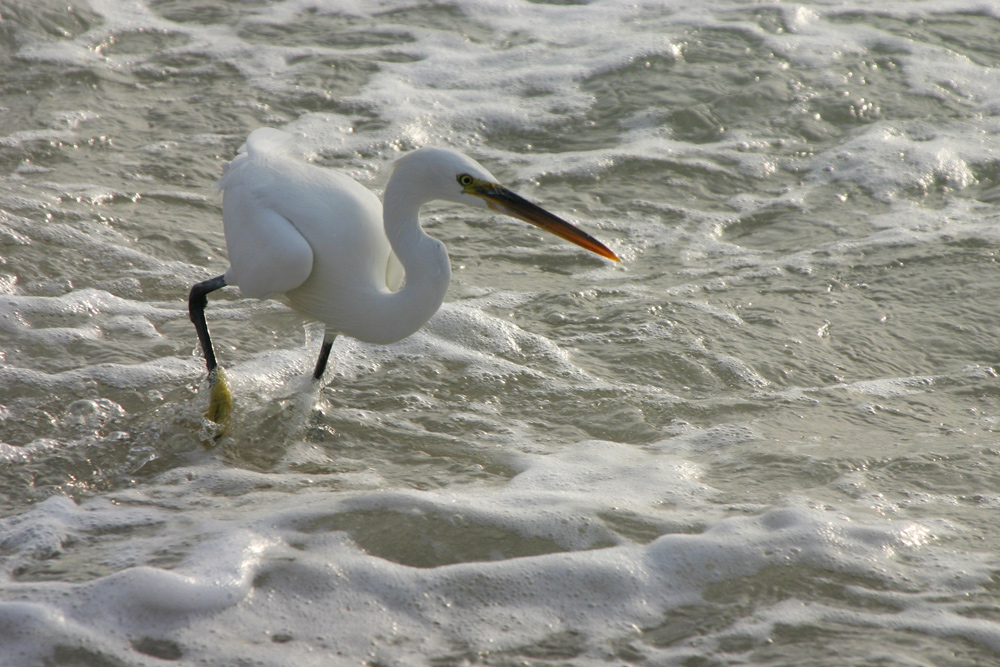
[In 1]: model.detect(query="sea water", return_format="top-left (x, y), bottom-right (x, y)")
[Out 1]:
top-left (2, 0), bottom-right (1000, 664)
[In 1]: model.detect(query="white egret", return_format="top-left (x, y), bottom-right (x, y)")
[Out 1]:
top-left (189, 128), bottom-right (619, 426)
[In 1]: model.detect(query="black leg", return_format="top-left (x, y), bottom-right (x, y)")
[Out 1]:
top-left (189, 275), bottom-right (227, 375)
top-left (313, 334), bottom-right (336, 381)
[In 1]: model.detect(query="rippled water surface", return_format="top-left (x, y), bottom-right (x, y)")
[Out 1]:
top-left (3, 1), bottom-right (1000, 665)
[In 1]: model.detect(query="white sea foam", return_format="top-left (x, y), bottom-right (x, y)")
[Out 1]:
top-left (0, 487), bottom-right (981, 665)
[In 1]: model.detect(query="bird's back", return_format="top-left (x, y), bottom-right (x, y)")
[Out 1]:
top-left (220, 129), bottom-right (395, 331)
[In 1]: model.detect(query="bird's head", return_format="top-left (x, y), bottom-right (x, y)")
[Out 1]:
top-left (391, 147), bottom-right (620, 262)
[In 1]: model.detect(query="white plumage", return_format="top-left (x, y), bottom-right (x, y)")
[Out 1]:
top-left (189, 127), bottom-right (619, 424)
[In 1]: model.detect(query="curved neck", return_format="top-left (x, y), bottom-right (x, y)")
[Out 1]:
top-left (364, 178), bottom-right (451, 344)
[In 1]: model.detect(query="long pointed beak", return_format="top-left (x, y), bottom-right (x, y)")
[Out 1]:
top-left (473, 184), bottom-right (620, 262)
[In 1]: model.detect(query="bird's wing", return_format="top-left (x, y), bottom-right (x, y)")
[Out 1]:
top-left (220, 146), bottom-right (314, 300)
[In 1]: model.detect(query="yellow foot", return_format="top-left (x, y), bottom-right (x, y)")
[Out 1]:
top-left (203, 367), bottom-right (234, 440)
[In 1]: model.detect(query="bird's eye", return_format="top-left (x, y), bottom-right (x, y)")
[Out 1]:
top-left (457, 174), bottom-right (474, 187)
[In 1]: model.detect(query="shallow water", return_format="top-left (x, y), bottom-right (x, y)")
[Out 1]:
top-left (3, 0), bottom-right (1000, 665)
